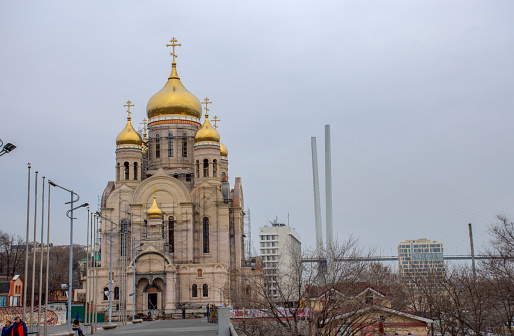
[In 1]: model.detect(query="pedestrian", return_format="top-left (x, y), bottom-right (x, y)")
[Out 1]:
top-left (72, 319), bottom-right (84, 336)
top-left (76, 312), bottom-right (80, 322)
top-left (206, 304), bottom-right (210, 318)
top-left (2, 320), bottom-right (11, 336)
top-left (182, 307), bottom-right (186, 319)
top-left (10, 317), bottom-right (27, 336)
top-left (148, 309), bottom-right (152, 321)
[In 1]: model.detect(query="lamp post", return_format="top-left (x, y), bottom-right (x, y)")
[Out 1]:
top-left (48, 180), bottom-right (88, 331)
top-left (0, 139), bottom-right (16, 157)
top-left (95, 212), bottom-right (117, 324)
top-left (130, 238), bottom-right (143, 321)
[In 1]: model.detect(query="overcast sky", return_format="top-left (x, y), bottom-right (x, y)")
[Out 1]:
top-left (1, 1), bottom-right (514, 257)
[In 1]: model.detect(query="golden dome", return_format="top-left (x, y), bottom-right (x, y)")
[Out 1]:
top-left (147, 195), bottom-right (163, 219)
top-left (116, 116), bottom-right (142, 147)
top-left (220, 142), bottom-right (228, 157)
top-left (195, 113), bottom-right (220, 143)
top-left (146, 63), bottom-right (202, 120)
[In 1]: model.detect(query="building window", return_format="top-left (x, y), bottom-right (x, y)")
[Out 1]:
top-left (155, 134), bottom-right (160, 158)
top-left (192, 284), bottom-right (198, 297)
top-left (124, 162), bottom-right (129, 180)
top-left (213, 159), bottom-right (217, 177)
top-left (168, 133), bottom-right (173, 157)
top-left (203, 217), bottom-right (209, 253)
top-left (116, 162), bottom-right (120, 181)
top-left (221, 172), bottom-right (226, 178)
top-left (203, 284), bottom-right (208, 297)
top-left (103, 287), bottom-right (109, 301)
top-left (203, 159), bottom-right (209, 177)
top-left (114, 287), bottom-right (120, 300)
top-left (186, 173), bottom-right (191, 182)
top-left (133, 162), bottom-right (138, 180)
top-left (120, 220), bottom-right (129, 256)
top-left (169, 216), bottom-right (174, 253)
top-left (182, 133), bottom-right (187, 157)
top-left (196, 160), bottom-right (200, 178)
top-left (197, 269), bottom-right (203, 277)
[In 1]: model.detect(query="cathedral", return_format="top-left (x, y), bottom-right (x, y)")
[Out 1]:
top-left (92, 39), bottom-right (245, 313)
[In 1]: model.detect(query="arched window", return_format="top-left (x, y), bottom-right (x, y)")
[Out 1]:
top-left (245, 285), bottom-right (251, 296)
top-left (197, 269), bottom-right (203, 277)
top-left (168, 133), bottom-right (173, 157)
top-left (221, 172), bottom-right (226, 178)
top-left (203, 284), bottom-right (208, 297)
top-left (124, 162), bottom-right (129, 180)
top-left (182, 133), bottom-right (188, 157)
top-left (114, 286), bottom-right (120, 300)
top-left (203, 217), bottom-right (209, 253)
top-left (155, 134), bottom-right (160, 158)
top-left (203, 159), bottom-right (209, 177)
top-left (168, 216), bottom-right (174, 253)
top-left (116, 162), bottom-right (120, 181)
top-left (196, 160), bottom-right (200, 178)
top-left (192, 284), bottom-right (198, 297)
top-left (133, 162), bottom-right (138, 180)
top-left (103, 287), bottom-right (109, 300)
top-left (213, 159), bottom-right (217, 177)
top-left (121, 220), bottom-right (129, 256)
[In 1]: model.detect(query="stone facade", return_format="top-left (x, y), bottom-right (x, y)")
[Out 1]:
top-left (88, 54), bottom-right (246, 314)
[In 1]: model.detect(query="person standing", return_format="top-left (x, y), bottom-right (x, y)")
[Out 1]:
top-left (2, 321), bottom-right (11, 336)
top-left (10, 317), bottom-right (27, 336)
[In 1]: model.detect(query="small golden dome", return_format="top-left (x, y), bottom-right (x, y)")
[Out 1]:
top-left (116, 116), bottom-right (142, 147)
top-left (146, 63), bottom-right (202, 120)
top-left (195, 114), bottom-right (220, 143)
top-left (147, 195), bottom-right (162, 219)
top-left (220, 143), bottom-right (228, 157)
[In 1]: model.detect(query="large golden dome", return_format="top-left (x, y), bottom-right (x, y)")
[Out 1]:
top-left (147, 195), bottom-right (163, 219)
top-left (195, 114), bottom-right (220, 143)
top-left (116, 116), bottom-right (142, 148)
top-left (146, 63), bottom-right (202, 120)
top-left (220, 142), bottom-right (228, 157)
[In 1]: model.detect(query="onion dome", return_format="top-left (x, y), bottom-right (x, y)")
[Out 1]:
top-left (220, 142), bottom-right (228, 157)
top-left (116, 115), bottom-right (142, 149)
top-left (147, 195), bottom-right (162, 219)
top-left (146, 62), bottom-right (202, 121)
top-left (195, 113), bottom-right (220, 143)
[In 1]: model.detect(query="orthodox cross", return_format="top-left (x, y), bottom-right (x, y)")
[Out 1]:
top-left (166, 37), bottom-right (181, 63)
top-left (153, 186), bottom-right (157, 197)
top-left (124, 100), bottom-right (134, 118)
top-left (140, 118), bottom-right (148, 139)
top-left (212, 115), bottom-right (220, 129)
top-left (202, 97), bottom-right (212, 115)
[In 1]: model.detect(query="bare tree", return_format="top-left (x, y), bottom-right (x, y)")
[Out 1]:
top-left (0, 231), bottom-right (25, 278)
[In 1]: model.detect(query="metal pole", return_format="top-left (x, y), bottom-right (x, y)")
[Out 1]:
top-left (132, 238), bottom-right (137, 321)
top-left (85, 208), bottom-right (90, 325)
top-left (109, 217), bottom-right (113, 323)
top-left (93, 214), bottom-right (98, 331)
top-left (23, 163), bottom-right (31, 322)
top-left (44, 181), bottom-right (51, 336)
top-left (37, 176), bottom-right (46, 333)
top-left (325, 124), bottom-right (333, 247)
top-left (67, 191), bottom-right (74, 330)
top-left (311, 137), bottom-right (323, 250)
top-left (30, 171), bottom-right (38, 333)
top-left (469, 223), bottom-right (476, 280)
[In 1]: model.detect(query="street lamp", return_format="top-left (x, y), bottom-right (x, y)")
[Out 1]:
top-left (95, 212), bottom-right (117, 325)
top-left (0, 139), bottom-right (16, 157)
top-left (48, 180), bottom-right (88, 331)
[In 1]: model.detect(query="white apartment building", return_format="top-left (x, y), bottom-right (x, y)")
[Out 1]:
top-left (259, 219), bottom-right (301, 300)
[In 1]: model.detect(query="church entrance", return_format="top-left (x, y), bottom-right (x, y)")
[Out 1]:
top-left (148, 293), bottom-right (158, 309)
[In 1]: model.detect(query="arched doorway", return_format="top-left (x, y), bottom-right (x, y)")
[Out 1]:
top-left (147, 285), bottom-right (159, 310)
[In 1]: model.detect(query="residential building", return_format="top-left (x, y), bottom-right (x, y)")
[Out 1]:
top-left (259, 219), bottom-right (301, 299)
top-left (398, 238), bottom-right (445, 288)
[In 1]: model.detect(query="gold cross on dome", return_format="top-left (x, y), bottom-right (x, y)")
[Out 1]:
top-left (140, 118), bottom-right (148, 139)
top-left (153, 186), bottom-right (157, 196)
top-left (166, 37), bottom-right (181, 63)
top-left (212, 115), bottom-right (220, 129)
top-left (202, 97), bottom-right (212, 115)
top-left (124, 100), bottom-right (134, 118)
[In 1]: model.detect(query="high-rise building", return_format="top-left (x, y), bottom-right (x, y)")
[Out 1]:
top-left (86, 39), bottom-right (250, 313)
top-left (259, 219), bottom-right (301, 299)
top-left (398, 238), bottom-right (445, 288)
